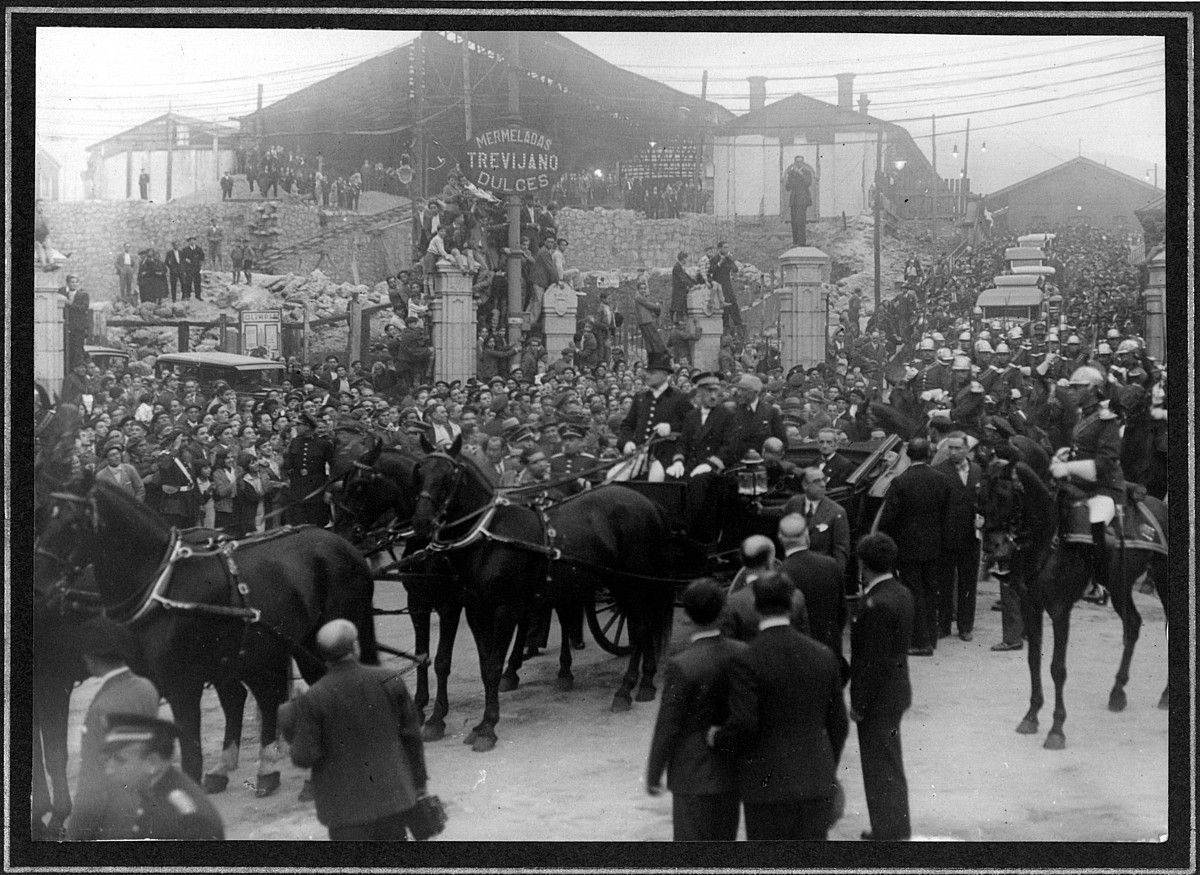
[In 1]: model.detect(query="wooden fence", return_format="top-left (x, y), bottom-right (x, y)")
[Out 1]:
top-left (890, 177), bottom-right (972, 220)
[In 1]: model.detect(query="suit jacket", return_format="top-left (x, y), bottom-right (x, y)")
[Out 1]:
top-left (712, 625), bottom-right (848, 804)
top-left (165, 250), bottom-right (185, 275)
top-left (114, 252), bottom-right (139, 274)
top-left (719, 586), bottom-right (809, 643)
top-left (529, 248), bottom-right (559, 289)
top-left (783, 495), bottom-right (850, 572)
top-left (816, 451), bottom-right (856, 490)
top-left (66, 669), bottom-right (160, 840)
top-left (63, 289), bottom-right (91, 333)
top-left (678, 404), bottom-right (739, 470)
top-left (291, 659), bottom-right (427, 828)
top-left (730, 401), bottom-right (788, 462)
top-left (879, 462), bottom-right (952, 562)
top-left (646, 634), bottom-right (747, 795)
top-left (181, 245), bottom-right (205, 272)
top-left (618, 385), bottom-right (692, 467)
top-left (934, 458), bottom-right (982, 551)
top-left (850, 577), bottom-right (914, 718)
top-left (781, 549), bottom-right (847, 675)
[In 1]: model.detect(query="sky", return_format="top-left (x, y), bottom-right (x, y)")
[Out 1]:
top-left (36, 27), bottom-right (1167, 200)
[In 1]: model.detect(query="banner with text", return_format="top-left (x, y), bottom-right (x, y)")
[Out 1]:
top-left (463, 127), bottom-right (561, 196)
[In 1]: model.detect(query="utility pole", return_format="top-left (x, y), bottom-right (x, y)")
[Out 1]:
top-left (257, 84), bottom-right (264, 146)
top-left (166, 115), bottom-right (175, 202)
top-left (873, 127), bottom-right (882, 309)
top-left (931, 113), bottom-right (937, 176)
top-left (695, 70), bottom-right (708, 192)
top-left (462, 34), bottom-right (473, 142)
top-left (506, 32), bottom-right (523, 347)
top-left (411, 34), bottom-right (426, 260)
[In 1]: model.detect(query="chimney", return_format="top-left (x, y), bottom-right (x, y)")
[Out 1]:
top-left (835, 73), bottom-right (855, 110)
top-left (747, 76), bottom-right (767, 112)
top-left (858, 93), bottom-right (871, 116)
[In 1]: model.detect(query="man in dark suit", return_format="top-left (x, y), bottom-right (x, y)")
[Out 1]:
top-left (720, 536), bottom-right (809, 643)
top-left (181, 236), bottom-right (205, 300)
top-left (164, 241), bottom-right (185, 302)
top-left (670, 250), bottom-right (702, 323)
top-left (815, 427), bottom-right (856, 489)
top-left (61, 274), bottom-right (90, 369)
top-left (850, 533), bottom-right (913, 841)
top-left (933, 430), bottom-right (982, 641)
top-left (618, 351), bottom-right (691, 479)
top-left (729, 373), bottom-right (788, 462)
top-left (671, 371), bottom-right (739, 541)
top-left (879, 437), bottom-right (952, 655)
top-left (709, 571), bottom-right (848, 840)
top-left (646, 579), bottom-right (746, 841)
top-left (779, 513), bottom-right (847, 681)
top-left (783, 467), bottom-right (851, 573)
top-left (65, 618), bottom-right (160, 841)
top-left (290, 620), bottom-right (428, 840)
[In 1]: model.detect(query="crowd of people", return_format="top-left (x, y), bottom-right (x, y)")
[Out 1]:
top-left (622, 177), bottom-right (708, 217)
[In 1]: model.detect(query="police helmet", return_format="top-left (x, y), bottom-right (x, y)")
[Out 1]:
top-left (1106, 328), bottom-right (1121, 340)
top-left (978, 330), bottom-right (992, 341)
top-left (1116, 339), bottom-right (1139, 356)
top-left (931, 331), bottom-right (946, 344)
top-left (1096, 342), bottom-right (1113, 356)
top-left (917, 337), bottom-right (936, 352)
top-left (994, 342), bottom-right (1011, 355)
top-left (1046, 332), bottom-right (1060, 343)
top-left (1068, 366), bottom-right (1105, 388)
top-left (1008, 326), bottom-right (1024, 340)
top-left (936, 347), bottom-right (954, 363)
top-left (958, 331), bottom-right (972, 342)
top-left (1065, 335), bottom-right (1081, 346)
top-left (952, 355), bottom-right (972, 371)
top-left (975, 340), bottom-right (994, 354)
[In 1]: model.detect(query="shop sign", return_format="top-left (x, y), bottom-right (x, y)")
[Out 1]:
top-left (463, 127), bottom-right (561, 194)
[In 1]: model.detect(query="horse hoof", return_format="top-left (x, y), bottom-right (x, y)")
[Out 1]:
top-left (471, 735), bottom-right (497, 753)
top-left (498, 674), bottom-right (520, 692)
top-left (554, 675), bottom-right (574, 692)
top-left (1158, 692), bottom-right (1170, 710)
top-left (422, 723), bottom-right (446, 743)
top-left (202, 773), bottom-right (230, 794)
top-left (1015, 719), bottom-right (1038, 735)
top-left (297, 780), bottom-right (315, 803)
top-left (635, 686), bottom-right (657, 703)
top-left (463, 730), bottom-right (477, 745)
top-left (611, 695), bottom-right (632, 713)
top-left (1043, 733), bottom-right (1066, 750)
top-left (1108, 690), bottom-right (1128, 712)
top-left (254, 772), bottom-right (281, 798)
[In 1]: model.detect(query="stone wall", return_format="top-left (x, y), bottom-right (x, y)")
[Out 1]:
top-left (41, 200), bottom-right (324, 302)
top-left (554, 208), bottom-right (735, 273)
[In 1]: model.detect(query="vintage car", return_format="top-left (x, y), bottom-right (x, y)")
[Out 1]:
top-left (83, 344), bottom-right (131, 372)
top-left (153, 351), bottom-right (285, 401)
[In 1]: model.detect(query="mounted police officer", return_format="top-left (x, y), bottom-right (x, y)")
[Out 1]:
top-left (283, 412), bottom-right (334, 526)
top-left (1049, 366), bottom-right (1124, 597)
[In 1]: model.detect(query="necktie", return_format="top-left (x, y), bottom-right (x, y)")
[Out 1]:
top-left (805, 502), bottom-right (815, 524)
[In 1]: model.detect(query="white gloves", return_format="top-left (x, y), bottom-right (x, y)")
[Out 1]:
top-left (654, 422), bottom-right (672, 438)
top-left (690, 463), bottom-right (713, 477)
top-left (1054, 447), bottom-right (1071, 462)
top-left (665, 461), bottom-right (685, 479)
top-left (623, 441), bottom-right (637, 456)
top-left (1049, 459), bottom-right (1068, 479)
top-left (1020, 367), bottom-right (1031, 376)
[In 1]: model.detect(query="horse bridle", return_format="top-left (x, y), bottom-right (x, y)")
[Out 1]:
top-left (35, 493), bottom-right (103, 613)
top-left (415, 451), bottom-right (466, 536)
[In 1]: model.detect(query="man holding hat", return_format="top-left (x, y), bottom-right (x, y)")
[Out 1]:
top-left (282, 412), bottom-right (334, 526)
top-left (99, 713), bottom-right (224, 840)
top-left (730, 373), bottom-right (787, 462)
top-left (289, 619), bottom-right (428, 841)
top-left (65, 618), bottom-right (160, 841)
top-left (619, 351), bottom-right (690, 481)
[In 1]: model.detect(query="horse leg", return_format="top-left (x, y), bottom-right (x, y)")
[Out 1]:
top-left (612, 598), bottom-right (641, 713)
top-left (554, 602), bottom-right (575, 692)
top-left (1044, 602), bottom-right (1072, 750)
top-left (202, 680), bottom-right (247, 794)
top-left (1107, 561), bottom-right (1142, 713)
top-left (166, 682), bottom-right (206, 783)
top-left (1153, 555), bottom-right (1169, 711)
top-left (500, 607), bottom-right (529, 692)
top-left (637, 592), bottom-right (674, 702)
top-left (465, 602), bottom-right (519, 753)
top-left (422, 600), bottom-right (461, 743)
top-left (249, 666), bottom-right (289, 799)
top-left (1016, 594), bottom-right (1044, 735)
top-left (34, 679), bottom-right (74, 838)
top-left (408, 600), bottom-right (433, 722)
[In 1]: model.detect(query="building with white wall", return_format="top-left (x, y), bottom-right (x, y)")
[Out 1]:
top-left (712, 74), bottom-right (935, 220)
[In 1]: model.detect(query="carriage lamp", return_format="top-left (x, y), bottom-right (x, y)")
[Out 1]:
top-left (593, 168), bottom-right (604, 178)
top-left (737, 451), bottom-right (769, 498)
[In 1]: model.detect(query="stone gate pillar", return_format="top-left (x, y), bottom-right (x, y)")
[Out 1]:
top-left (778, 246), bottom-right (830, 374)
top-left (542, 282), bottom-right (583, 364)
top-left (687, 285), bottom-right (725, 371)
top-left (429, 259), bottom-right (475, 383)
top-left (1143, 247), bottom-right (1165, 364)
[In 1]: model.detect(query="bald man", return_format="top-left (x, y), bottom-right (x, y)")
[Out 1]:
top-left (779, 513), bottom-right (847, 681)
top-left (721, 536), bottom-right (808, 642)
top-left (290, 620), bottom-right (428, 840)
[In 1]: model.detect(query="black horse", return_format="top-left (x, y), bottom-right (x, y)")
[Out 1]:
top-left (410, 436), bottom-right (675, 751)
top-left (35, 477), bottom-right (379, 794)
top-left (976, 449), bottom-right (1169, 749)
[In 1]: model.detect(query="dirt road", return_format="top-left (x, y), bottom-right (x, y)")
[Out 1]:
top-left (61, 578), bottom-right (1168, 842)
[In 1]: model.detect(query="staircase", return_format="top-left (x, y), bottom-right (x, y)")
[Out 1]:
top-left (255, 203), bottom-right (415, 275)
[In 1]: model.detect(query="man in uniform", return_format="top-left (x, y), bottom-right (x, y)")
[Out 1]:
top-left (618, 351), bottom-right (691, 481)
top-left (282, 412), bottom-right (334, 526)
top-left (100, 713), bottom-right (225, 840)
top-left (550, 421), bottom-right (597, 496)
top-left (157, 430), bottom-right (198, 529)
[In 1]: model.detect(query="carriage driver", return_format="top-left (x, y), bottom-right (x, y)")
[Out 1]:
top-left (1049, 366), bottom-right (1125, 597)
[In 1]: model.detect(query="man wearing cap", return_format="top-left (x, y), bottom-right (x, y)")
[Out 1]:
top-left (550, 421), bottom-right (596, 496)
top-left (282, 413), bottom-right (334, 526)
top-left (922, 346), bottom-right (956, 397)
top-left (95, 443), bottom-right (146, 501)
top-left (675, 372), bottom-right (738, 477)
top-left (65, 618), bottom-right (160, 841)
top-left (619, 351), bottom-right (690, 480)
top-left (729, 373), bottom-right (787, 463)
top-left (157, 431), bottom-right (198, 529)
top-left (289, 620), bottom-right (428, 840)
top-left (100, 713), bottom-right (224, 840)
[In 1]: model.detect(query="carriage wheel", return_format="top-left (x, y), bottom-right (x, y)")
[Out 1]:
top-left (586, 589), bottom-right (633, 656)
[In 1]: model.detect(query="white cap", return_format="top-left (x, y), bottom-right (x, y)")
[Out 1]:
top-left (936, 347), bottom-right (953, 363)
top-left (917, 337), bottom-right (936, 351)
top-left (1096, 342), bottom-right (1113, 355)
top-left (1066, 335), bottom-right (1081, 345)
top-left (994, 342), bottom-right (1011, 354)
top-left (975, 340), bottom-right (994, 354)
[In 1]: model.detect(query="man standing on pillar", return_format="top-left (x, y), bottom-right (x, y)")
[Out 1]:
top-left (783, 156), bottom-right (815, 247)
top-left (634, 277), bottom-right (668, 357)
top-left (708, 242), bottom-right (743, 341)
